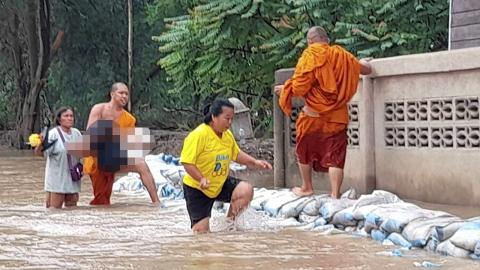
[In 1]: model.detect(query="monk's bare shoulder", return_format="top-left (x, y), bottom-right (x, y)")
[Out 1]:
top-left (87, 103), bottom-right (108, 129)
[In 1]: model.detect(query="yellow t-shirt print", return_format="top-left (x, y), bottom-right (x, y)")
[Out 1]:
top-left (180, 123), bottom-right (240, 198)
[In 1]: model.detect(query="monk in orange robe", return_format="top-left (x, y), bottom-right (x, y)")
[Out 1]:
top-left (83, 82), bottom-right (160, 205)
top-left (275, 26), bottom-right (372, 198)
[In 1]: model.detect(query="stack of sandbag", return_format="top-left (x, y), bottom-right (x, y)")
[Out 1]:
top-left (249, 187), bottom-right (480, 260)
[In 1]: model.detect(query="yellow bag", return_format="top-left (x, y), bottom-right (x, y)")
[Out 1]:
top-left (83, 156), bottom-right (97, 175)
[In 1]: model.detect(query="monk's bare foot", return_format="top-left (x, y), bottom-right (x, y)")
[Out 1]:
top-left (292, 187), bottom-right (314, 197)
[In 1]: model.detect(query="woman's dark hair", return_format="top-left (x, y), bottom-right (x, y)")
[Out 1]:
top-left (55, 106), bottom-right (74, 126)
top-left (203, 98), bottom-right (234, 124)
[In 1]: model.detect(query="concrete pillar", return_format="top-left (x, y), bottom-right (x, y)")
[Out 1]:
top-left (358, 77), bottom-right (376, 193)
top-left (273, 68), bottom-right (294, 188)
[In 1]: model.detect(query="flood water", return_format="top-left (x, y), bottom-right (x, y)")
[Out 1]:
top-left (1, 151), bottom-right (479, 269)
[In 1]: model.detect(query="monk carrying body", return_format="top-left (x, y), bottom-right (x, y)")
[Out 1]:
top-left (83, 82), bottom-right (160, 205)
top-left (275, 26), bottom-right (372, 199)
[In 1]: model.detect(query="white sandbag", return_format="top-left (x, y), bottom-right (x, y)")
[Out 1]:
top-left (378, 203), bottom-right (435, 233)
top-left (371, 229), bottom-right (388, 242)
top-left (112, 174), bottom-right (143, 192)
top-left (319, 198), bottom-right (356, 221)
top-left (363, 203), bottom-right (422, 233)
top-left (341, 188), bottom-right (357, 200)
top-left (433, 221), bottom-right (468, 242)
top-left (263, 191), bottom-right (300, 217)
top-left (436, 240), bottom-right (471, 258)
top-left (277, 197), bottom-right (312, 219)
top-left (402, 215), bottom-right (460, 248)
top-left (160, 166), bottom-right (185, 186)
top-left (313, 217), bottom-right (327, 227)
top-left (331, 206), bottom-right (357, 226)
top-left (387, 232), bottom-right (412, 249)
top-left (250, 188), bottom-right (279, 210)
top-left (145, 154), bottom-right (175, 184)
top-left (302, 194), bottom-right (331, 216)
top-left (364, 213), bottom-right (382, 233)
top-left (371, 190), bottom-right (403, 203)
top-left (352, 204), bottom-right (381, 220)
top-left (475, 241), bottom-right (480, 256)
top-left (351, 191), bottom-right (402, 217)
top-left (314, 194), bottom-right (334, 210)
top-left (425, 239), bottom-right (438, 252)
top-left (449, 221), bottom-right (480, 252)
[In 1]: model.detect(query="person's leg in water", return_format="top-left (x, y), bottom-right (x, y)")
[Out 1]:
top-left (89, 171), bottom-right (115, 205)
top-left (292, 162), bottom-right (314, 197)
top-left (64, 193), bottom-right (79, 207)
top-left (118, 159), bottom-right (160, 204)
top-left (46, 192), bottom-right (65, 208)
top-left (227, 181), bottom-right (254, 218)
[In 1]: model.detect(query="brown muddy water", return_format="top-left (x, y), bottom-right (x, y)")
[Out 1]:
top-left (0, 151), bottom-right (479, 269)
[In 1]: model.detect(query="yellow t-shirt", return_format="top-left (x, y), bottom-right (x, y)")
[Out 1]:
top-left (180, 123), bottom-right (240, 198)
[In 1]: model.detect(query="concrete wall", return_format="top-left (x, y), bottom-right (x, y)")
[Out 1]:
top-left (274, 47), bottom-right (480, 206)
top-left (451, 0), bottom-right (480, 49)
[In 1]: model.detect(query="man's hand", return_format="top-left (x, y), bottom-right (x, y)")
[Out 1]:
top-left (274, 85), bottom-right (284, 96)
top-left (359, 57), bottom-right (373, 75)
top-left (199, 177), bottom-right (210, 190)
top-left (254, 159), bottom-right (272, 170)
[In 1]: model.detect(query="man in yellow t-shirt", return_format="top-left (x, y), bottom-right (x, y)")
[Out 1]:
top-left (180, 98), bottom-right (272, 233)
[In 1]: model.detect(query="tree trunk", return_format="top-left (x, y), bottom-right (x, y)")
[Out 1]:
top-left (6, 0), bottom-right (56, 149)
top-left (127, 0), bottom-right (133, 112)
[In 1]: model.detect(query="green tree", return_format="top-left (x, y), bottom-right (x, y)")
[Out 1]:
top-left (153, 0), bottom-right (449, 136)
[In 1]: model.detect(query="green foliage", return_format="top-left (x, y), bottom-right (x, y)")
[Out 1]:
top-left (154, 0), bottom-right (449, 136)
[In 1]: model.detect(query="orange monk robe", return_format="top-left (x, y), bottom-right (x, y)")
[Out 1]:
top-left (83, 110), bottom-right (136, 205)
top-left (279, 43), bottom-right (361, 140)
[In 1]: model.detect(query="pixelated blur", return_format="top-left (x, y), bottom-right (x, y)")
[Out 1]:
top-left (66, 120), bottom-right (153, 172)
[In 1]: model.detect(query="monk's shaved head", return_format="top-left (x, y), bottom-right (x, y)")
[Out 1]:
top-left (111, 82), bottom-right (128, 92)
top-left (307, 26), bottom-right (330, 45)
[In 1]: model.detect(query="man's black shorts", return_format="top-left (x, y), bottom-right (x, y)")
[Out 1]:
top-left (183, 176), bottom-right (241, 227)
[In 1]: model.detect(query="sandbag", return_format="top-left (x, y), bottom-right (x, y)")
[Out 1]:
top-left (364, 213), bottom-right (382, 233)
top-left (364, 203), bottom-right (422, 233)
top-left (352, 191), bottom-right (402, 212)
top-left (301, 194), bottom-right (331, 216)
top-left (352, 204), bottom-right (381, 221)
top-left (112, 174), bottom-right (143, 192)
top-left (277, 196), bottom-right (312, 219)
top-left (250, 188), bottom-right (279, 210)
top-left (378, 204), bottom-right (437, 233)
top-left (387, 232), bottom-right (412, 249)
top-left (160, 166), bottom-right (185, 186)
top-left (319, 198), bottom-right (356, 221)
top-left (449, 221), bottom-right (480, 252)
top-left (436, 240), bottom-right (471, 258)
top-left (331, 206), bottom-right (357, 227)
top-left (433, 221), bottom-right (468, 242)
top-left (402, 215), bottom-right (460, 248)
top-left (263, 191), bottom-right (300, 217)
top-left (371, 229), bottom-right (388, 242)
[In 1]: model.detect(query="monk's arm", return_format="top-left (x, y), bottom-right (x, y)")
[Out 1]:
top-left (359, 58), bottom-right (372, 75)
top-left (291, 71), bottom-right (315, 96)
top-left (86, 104), bottom-right (102, 130)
